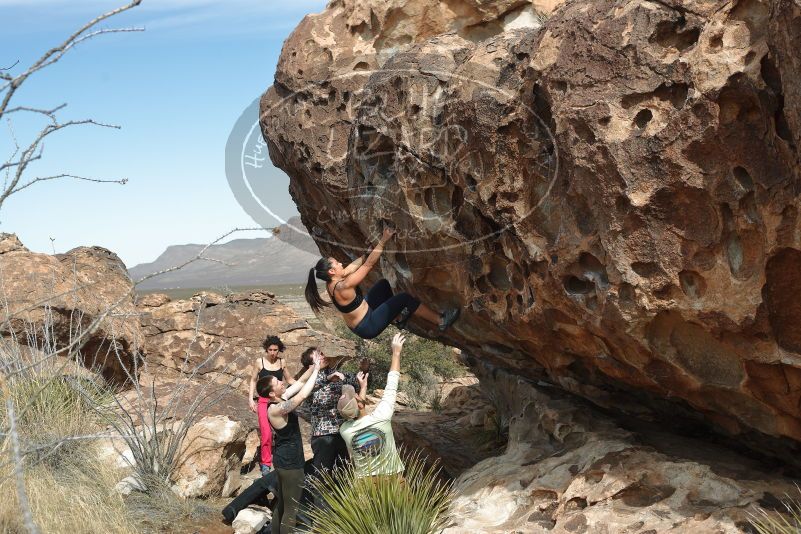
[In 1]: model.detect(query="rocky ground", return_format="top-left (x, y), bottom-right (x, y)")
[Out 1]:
top-left (438, 361), bottom-right (797, 533)
top-left (1, 232), bottom-right (799, 533)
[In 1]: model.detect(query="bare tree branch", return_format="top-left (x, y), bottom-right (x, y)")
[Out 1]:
top-left (0, 1), bottom-right (143, 119)
top-left (3, 103), bottom-right (67, 119)
top-left (63, 27), bottom-right (144, 51)
top-left (0, 1), bottom-right (143, 212)
top-left (0, 118), bottom-right (124, 211)
top-left (0, 61), bottom-right (19, 81)
top-left (2, 397), bottom-right (40, 534)
top-left (9, 174), bottom-right (128, 197)
top-left (1, 154), bottom-right (42, 174)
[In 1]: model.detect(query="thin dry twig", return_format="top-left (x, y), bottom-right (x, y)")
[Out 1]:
top-left (0, 61), bottom-right (19, 81)
top-left (10, 174), bottom-right (128, 197)
top-left (2, 397), bottom-right (40, 534)
top-left (0, 1), bottom-right (143, 211)
top-left (0, 1), bottom-right (143, 118)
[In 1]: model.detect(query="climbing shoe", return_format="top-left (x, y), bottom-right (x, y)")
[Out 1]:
top-left (438, 307), bottom-right (460, 332)
top-left (393, 306), bottom-right (412, 330)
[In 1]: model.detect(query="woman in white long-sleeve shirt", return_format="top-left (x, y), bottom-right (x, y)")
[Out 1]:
top-left (337, 333), bottom-right (406, 477)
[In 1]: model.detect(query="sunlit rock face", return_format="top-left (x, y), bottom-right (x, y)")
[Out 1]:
top-left (261, 0), bottom-right (801, 461)
top-left (444, 360), bottom-right (798, 533)
top-left (0, 233), bottom-right (143, 383)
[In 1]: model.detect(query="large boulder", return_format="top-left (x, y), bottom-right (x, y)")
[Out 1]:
top-left (0, 234), bottom-right (142, 382)
top-left (261, 0), bottom-right (801, 460)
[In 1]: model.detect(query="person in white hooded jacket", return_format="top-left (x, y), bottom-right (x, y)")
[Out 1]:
top-left (337, 332), bottom-right (406, 478)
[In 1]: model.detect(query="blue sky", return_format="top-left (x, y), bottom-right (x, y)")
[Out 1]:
top-left (0, 0), bottom-right (327, 267)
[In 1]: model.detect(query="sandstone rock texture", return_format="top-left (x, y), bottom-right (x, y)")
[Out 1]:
top-left (97, 414), bottom-right (251, 499)
top-left (390, 375), bottom-right (497, 478)
top-left (172, 415), bottom-right (248, 499)
top-left (232, 508), bottom-right (270, 534)
top-left (137, 290), bottom-right (355, 388)
top-left (262, 0), bottom-right (801, 460)
top-left (443, 360), bottom-right (797, 533)
top-left (0, 233), bottom-right (142, 382)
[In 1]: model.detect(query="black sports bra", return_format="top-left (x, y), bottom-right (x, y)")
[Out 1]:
top-left (258, 358), bottom-right (284, 381)
top-left (329, 281), bottom-right (363, 314)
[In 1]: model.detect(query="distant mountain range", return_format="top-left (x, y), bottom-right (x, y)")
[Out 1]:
top-left (129, 217), bottom-right (321, 290)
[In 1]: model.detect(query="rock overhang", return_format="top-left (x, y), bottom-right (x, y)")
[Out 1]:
top-left (261, 0), bottom-right (801, 464)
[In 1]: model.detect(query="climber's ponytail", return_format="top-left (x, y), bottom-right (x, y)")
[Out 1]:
top-left (305, 258), bottom-right (332, 313)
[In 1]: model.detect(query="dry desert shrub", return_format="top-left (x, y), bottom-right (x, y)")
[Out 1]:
top-left (0, 341), bottom-right (136, 534)
top-left (0, 458), bottom-right (136, 534)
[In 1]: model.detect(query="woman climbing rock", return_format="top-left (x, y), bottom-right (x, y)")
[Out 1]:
top-left (304, 226), bottom-right (460, 339)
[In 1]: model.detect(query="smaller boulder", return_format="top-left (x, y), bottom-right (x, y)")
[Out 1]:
top-left (232, 508), bottom-right (270, 534)
top-left (136, 293), bottom-right (171, 307)
top-left (0, 233), bottom-right (26, 254)
top-left (115, 475), bottom-right (146, 496)
top-left (171, 415), bottom-right (248, 498)
top-left (242, 429), bottom-right (260, 468)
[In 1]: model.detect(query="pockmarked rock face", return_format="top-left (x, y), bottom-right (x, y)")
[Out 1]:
top-left (262, 0), bottom-right (801, 459)
top-left (137, 290), bottom-right (356, 388)
top-left (0, 233), bottom-right (143, 382)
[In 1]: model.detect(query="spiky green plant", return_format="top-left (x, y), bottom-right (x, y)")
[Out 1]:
top-left (750, 491), bottom-right (801, 534)
top-left (1, 373), bottom-right (111, 468)
top-left (302, 450), bottom-right (454, 534)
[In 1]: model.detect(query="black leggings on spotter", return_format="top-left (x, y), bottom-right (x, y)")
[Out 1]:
top-left (351, 279), bottom-right (420, 340)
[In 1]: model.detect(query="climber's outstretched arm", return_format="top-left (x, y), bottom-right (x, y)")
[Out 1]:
top-left (342, 254), bottom-right (365, 276)
top-left (338, 227), bottom-right (394, 289)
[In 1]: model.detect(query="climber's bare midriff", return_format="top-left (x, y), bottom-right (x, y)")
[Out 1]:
top-left (341, 301), bottom-right (368, 329)
top-left (329, 283), bottom-right (369, 329)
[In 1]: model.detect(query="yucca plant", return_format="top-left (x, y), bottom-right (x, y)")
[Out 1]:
top-left (750, 489), bottom-right (801, 534)
top-left (302, 450), bottom-right (454, 534)
top-left (5, 374), bottom-right (110, 467)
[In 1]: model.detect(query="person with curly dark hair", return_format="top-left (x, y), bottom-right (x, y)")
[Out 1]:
top-left (249, 335), bottom-right (294, 476)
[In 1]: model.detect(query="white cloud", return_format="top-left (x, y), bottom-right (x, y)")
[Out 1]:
top-left (0, 0), bottom-right (326, 12)
top-left (1, 0), bottom-right (328, 38)
top-left (141, 0), bottom-right (327, 32)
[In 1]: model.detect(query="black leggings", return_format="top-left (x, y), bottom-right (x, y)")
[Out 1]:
top-left (310, 434), bottom-right (349, 510)
top-left (351, 279), bottom-right (420, 340)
